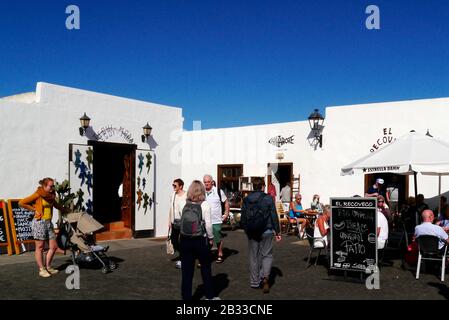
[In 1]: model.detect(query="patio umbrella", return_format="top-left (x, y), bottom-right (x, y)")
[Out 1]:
top-left (341, 131), bottom-right (449, 216)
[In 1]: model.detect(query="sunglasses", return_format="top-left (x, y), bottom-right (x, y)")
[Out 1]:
top-left (172, 184), bottom-right (178, 188)
top-left (378, 200), bottom-right (384, 203)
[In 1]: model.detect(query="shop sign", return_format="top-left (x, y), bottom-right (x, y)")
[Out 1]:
top-left (94, 126), bottom-right (134, 144)
top-left (268, 135), bottom-right (295, 148)
top-left (370, 128), bottom-right (395, 153)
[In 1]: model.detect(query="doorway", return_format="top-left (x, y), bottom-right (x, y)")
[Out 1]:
top-left (89, 141), bottom-right (136, 227)
top-left (365, 173), bottom-right (409, 207)
top-left (267, 163), bottom-right (293, 201)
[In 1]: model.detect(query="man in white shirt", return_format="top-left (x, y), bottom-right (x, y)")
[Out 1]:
top-left (204, 175), bottom-right (230, 263)
top-left (280, 183), bottom-right (291, 212)
top-left (415, 210), bottom-right (449, 251)
top-left (377, 207), bottom-right (389, 250)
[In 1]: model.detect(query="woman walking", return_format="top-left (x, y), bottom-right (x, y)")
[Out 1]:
top-left (19, 178), bottom-right (66, 278)
top-left (179, 180), bottom-right (218, 300)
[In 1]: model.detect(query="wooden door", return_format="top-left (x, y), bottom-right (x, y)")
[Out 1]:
top-left (121, 153), bottom-right (134, 229)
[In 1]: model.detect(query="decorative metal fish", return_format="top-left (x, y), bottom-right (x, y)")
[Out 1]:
top-left (146, 153), bottom-right (152, 174)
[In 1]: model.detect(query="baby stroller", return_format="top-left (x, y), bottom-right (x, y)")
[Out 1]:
top-left (57, 212), bottom-right (117, 274)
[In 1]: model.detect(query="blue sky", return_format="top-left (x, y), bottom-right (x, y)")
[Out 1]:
top-left (1, 0), bottom-right (449, 129)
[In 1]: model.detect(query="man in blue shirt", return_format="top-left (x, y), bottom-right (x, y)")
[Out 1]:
top-left (415, 210), bottom-right (449, 251)
top-left (365, 178), bottom-right (385, 198)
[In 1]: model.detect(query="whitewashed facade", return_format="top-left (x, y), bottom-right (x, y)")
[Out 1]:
top-left (182, 98), bottom-right (449, 211)
top-left (0, 83), bottom-right (183, 237)
top-left (2, 82), bottom-right (449, 238)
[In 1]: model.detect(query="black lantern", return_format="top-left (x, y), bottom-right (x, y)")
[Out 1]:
top-left (142, 123), bottom-right (153, 143)
top-left (308, 109), bottom-right (325, 148)
top-left (79, 113), bottom-right (91, 136)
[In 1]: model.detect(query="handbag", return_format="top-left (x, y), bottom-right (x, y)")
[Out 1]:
top-left (166, 233), bottom-right (174, 255)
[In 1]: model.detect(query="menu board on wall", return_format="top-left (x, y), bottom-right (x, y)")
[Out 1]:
top-left (330, 198), bottom-right (378, 272)
top-left (7, 199), bottom-right (35, 255)
top-left (0, 200), bottom-right (13, 255)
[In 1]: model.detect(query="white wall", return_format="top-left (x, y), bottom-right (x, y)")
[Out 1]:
top-left (182, 98), bottom-right (449, 210)
top-left (0, 82), bottom-right (183, 237)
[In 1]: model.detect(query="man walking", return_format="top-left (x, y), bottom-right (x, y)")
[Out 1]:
top-left (203, 174), bottom-right (230, 263)
top-left (241, 177), bottom-right (281, 293)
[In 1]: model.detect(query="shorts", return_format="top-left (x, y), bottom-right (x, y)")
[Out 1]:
top-left (32, 219), bottom-right (56, 241)
top-left (212, 224), bottom-right (222, 246)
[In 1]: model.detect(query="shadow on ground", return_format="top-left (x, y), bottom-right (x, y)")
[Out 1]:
top-left (192, 273), bottom-right (230, 300)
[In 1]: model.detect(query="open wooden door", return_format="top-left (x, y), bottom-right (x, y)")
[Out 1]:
top-left (121, 153), bottom-right (135, 229)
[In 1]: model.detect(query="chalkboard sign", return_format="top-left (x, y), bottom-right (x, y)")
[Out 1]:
top-left (330, 198), bottom-right (378, 272)
top-left (0, 200), bottom-right (13, 255)
top-left (7, 199), bottom-right (35, 255)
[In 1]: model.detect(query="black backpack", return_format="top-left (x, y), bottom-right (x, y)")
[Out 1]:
top-left (180, 202), bottom-right (206, 238)
top-left (241, 193), bottom-right (270, 241)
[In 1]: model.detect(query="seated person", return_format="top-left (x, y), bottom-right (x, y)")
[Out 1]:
top-left (289, 193), bottom-right (309, 237)
top-left (314, 205), bottom-right (330, 248)
top-left (377, 204), bottom-right (389, 250)
top-left (436, 204), bottom-right (449, 232)
top-left (415, 210), bottom-right (449, 253)
top-left (310, 194), bottom-right (323, 214)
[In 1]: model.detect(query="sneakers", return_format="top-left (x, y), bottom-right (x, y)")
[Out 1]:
top-left (175, 261), bottom-right (182, 269)
top-left (205, 297), bottom-right (221, 300)
top-left (262, 278), bottom-right (270, 294)
top-left (46, 267), bottom-right (59, 275)
top-left (39, 268), bottom-right (51, 278)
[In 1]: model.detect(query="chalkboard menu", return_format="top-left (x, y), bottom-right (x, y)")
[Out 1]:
top-left (7, 199), bottom-right (35, 255)
top-left (330, 198), bottom-right (378, 272)
top-left (0, 200), bottom-right (13, 255)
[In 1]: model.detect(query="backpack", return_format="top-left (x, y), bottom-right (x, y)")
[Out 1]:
top-left (242, 193), bottom-right (270, 241)
top-left (180, 202), bottom-right (206, 238)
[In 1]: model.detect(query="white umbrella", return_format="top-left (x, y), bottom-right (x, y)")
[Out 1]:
top-left (341, 131), bottom-right (449, 216)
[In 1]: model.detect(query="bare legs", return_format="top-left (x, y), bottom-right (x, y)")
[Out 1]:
top-left (34, 239), bottom-right (58, 270)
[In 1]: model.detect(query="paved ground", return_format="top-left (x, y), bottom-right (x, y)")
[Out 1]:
top-left (0, 230), bottom-right (448, 300)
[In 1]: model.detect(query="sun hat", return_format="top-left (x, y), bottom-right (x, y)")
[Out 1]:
top-left (376, 178), bottom-right (384, 185)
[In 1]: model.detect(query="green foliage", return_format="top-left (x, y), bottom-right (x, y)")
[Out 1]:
top-left (55, 180), bottom-right (76, 213)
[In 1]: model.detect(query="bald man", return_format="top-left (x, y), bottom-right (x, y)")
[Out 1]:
top-left (414, 210), bottom-right (449, 251)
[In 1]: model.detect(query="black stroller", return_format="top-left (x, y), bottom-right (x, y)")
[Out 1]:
top-left (57, 212), bottom-right (117, 274)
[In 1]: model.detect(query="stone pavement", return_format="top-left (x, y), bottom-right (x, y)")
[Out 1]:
top-left (0, 230), bottom-right (448, 300)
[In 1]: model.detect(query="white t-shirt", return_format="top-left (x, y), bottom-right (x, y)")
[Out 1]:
top-left (314, 219), bottom-right (329, 248)
top-left (377, 210), bottom-right (389, 249)
top-left (280, 186), bottom-right (291, 203)
top-left (169, 192), bottom-right (187, 223)
top-left (205, 187), bottom-right (227, 225)
top-left (200, 201), bottom-right (213, 239)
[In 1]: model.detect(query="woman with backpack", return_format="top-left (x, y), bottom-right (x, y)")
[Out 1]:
top-left (179, 180), bottom-right (217, 300)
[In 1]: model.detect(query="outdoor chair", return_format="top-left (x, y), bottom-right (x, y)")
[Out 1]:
top-left (275, 202), bottom-right (290, 234)
top-left (305, 227), bottom-right (328, 268)
top-left (415, 235), bottom-right (448, 282)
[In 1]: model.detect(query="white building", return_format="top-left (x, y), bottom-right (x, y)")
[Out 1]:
top-left (0, 83), bottom-right (183, 239)
top-left (1, 82), bottom-right (448, 240)
top-left (182, 98), bottom-right (449, 212)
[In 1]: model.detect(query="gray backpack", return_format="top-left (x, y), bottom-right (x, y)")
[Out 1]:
top-left (180, 202), bottom-right (206, 237)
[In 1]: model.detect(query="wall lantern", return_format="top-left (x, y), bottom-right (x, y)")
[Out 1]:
top-left (142, 123), bottom-right (153, 143)
top-left (79, 113), bottom-right (91, 136)
top-left (308, 109), bottom-right (325, 148)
